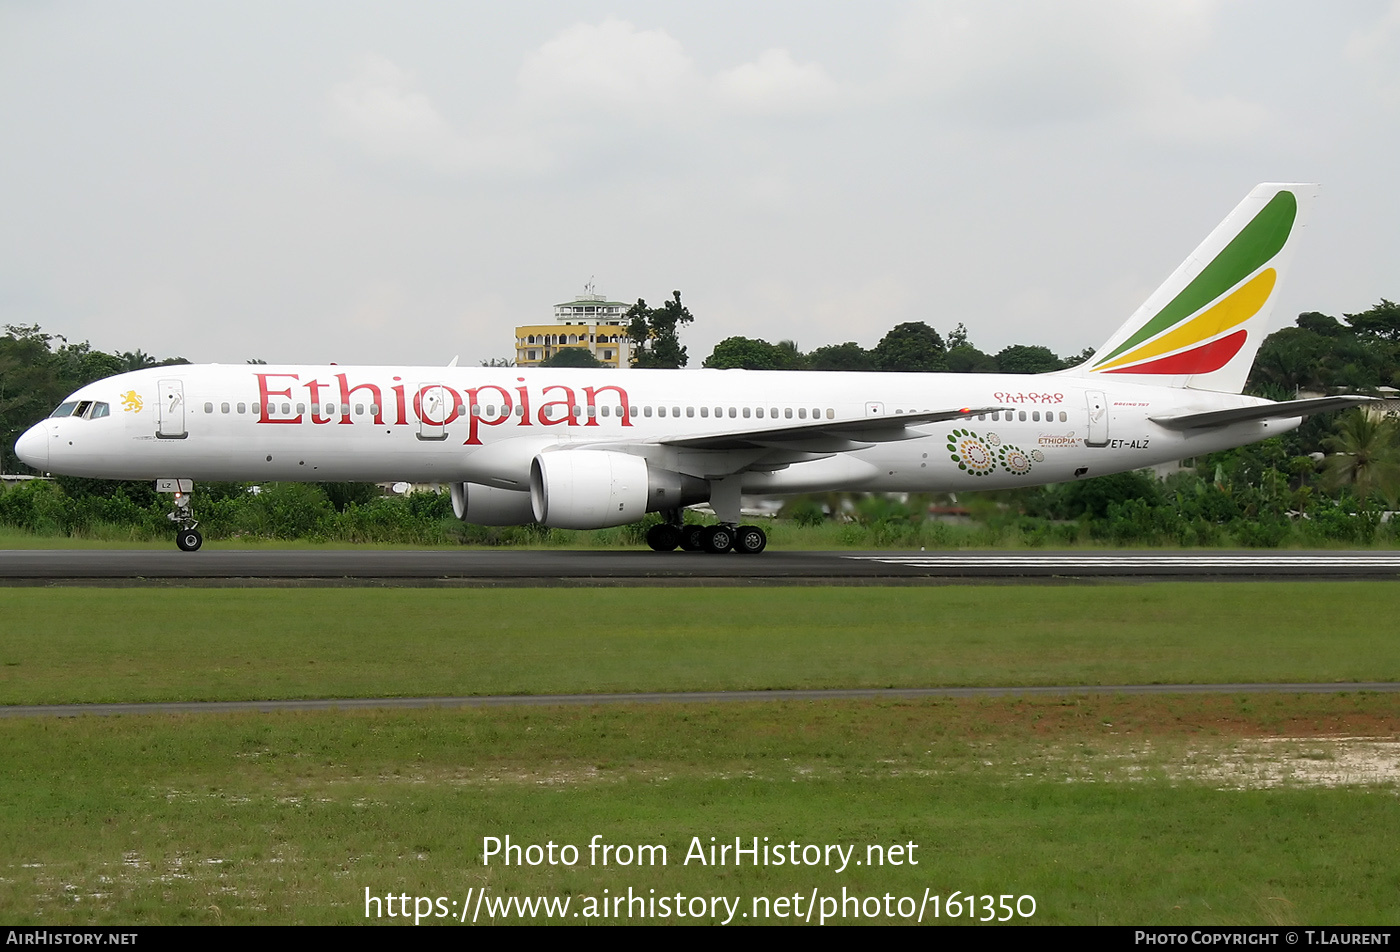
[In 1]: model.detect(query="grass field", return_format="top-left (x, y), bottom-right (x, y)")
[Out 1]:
top-left (1, 584), bottom-right (1398, 925)
top-left (1, 585), bottom-right (1399, 704)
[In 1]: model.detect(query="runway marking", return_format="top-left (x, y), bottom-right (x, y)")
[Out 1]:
top-left (845, 554), bottom-right (1400, 570)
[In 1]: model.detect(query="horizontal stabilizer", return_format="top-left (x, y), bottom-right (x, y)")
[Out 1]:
top-left (1149, 395), bottom-right (1377, 431)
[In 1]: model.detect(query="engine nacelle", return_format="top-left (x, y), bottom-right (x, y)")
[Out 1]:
top-left (449, 482), bottom-right (537, 526)
top-left (530, 451), bottom-right (709, 529)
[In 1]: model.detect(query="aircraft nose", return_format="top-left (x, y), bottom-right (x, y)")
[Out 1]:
top-left (14, 423), bottom-right (48, 469)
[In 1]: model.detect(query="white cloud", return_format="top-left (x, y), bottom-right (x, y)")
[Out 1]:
top-left (712, 49), bottom-right (842, 115)
top-left (327, 54), bottom-right (546, 174)
top-left (884, 0), bottom-right (1263, 141)
top-left (326, 23), bottom-right (852, 177)
top-left (517, 19), bottom-right (700, 116)
top-left (1345, 0), bottom-right (1400, 105)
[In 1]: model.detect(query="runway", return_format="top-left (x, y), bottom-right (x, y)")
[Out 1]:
top-left (5, 682), bottom-right (1399, 718)
top-left (3, 548), bottom-right (1400, 583)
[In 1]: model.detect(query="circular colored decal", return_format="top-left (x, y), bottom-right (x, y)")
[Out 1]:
top-left (1030, 449), bottom-right (1045, 463)
top-left (998, 443), bottom-right (1033, 476)
top-left (945, 429), bottom-right (996, 476)
top-left (985, 432), bottom-right (1002, 447)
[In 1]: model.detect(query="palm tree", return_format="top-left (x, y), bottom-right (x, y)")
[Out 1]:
top-left (1321, 409), bottom-right (1400, 503)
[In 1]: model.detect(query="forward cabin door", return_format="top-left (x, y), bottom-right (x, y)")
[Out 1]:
top-left (157, 379), bottom-right (187, 439)
top-left (417, 383), bottom-right (449, 441)
top-left (1085, 390), bottom-right (1109, 447)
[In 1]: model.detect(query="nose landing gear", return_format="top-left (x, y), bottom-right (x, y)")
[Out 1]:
top-left (158, 479), bottom-right (202, 552)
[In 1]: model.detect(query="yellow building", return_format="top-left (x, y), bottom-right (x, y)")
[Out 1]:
top-left (515, 291), bottom-right (634, 368)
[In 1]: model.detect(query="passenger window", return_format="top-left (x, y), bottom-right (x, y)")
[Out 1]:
top-left (978, 414), bottom-right (986, 421)
top-left (1018, 411), bottom-right (1026, 421)
top-left (727, 407), bottom-right (736, 418)
top-left (700, 407), bottom-right (709, 418)
top-left (587, 406), bottom-right (596, 418)
top-left (630, 406), bottom-right (639, 418)
top-left (798, 408), bottom-right (808, 419)
top-left (671, 406), bottom-right (679, 417)
top-left (370, 403), bottom-right (380, 415)
top-left (826, 409), bottom-right (834, 419)
top-left (1032, 411), bottom-right (1040, 422)
top-left (470, 405), bottom-right (480, 415)
top-left (355, 404), bottom-right (364, 415)
top-left (644, 406), bottom-right (652, 417)
top-left (784, 408), bottom-right (793, 419)
top-left (755, 407), bottom-right (764, 418)
top-left (657, 406), bottom-right (666, 418)
top-left (284, 403), bottom-right (293, 415)
top-left (237, 403), bottom-right (246, 414)
top-left (686, 407), bottom-right (694, 418)
top-left (253, 403), bottom-right (261, 415)
top-left (221, 403), bottom-right (230, 414)
top-left (296, 403), bottom-right (306, 415)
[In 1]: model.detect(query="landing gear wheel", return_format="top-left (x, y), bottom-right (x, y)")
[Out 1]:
top-left (646, 523), bottom-right (682, 552)
top-left (704, 524), bottom-right (735, 553)
top-left (679, 524), bottom-right (707, 552)
top-left (175, 528), bottom-right (203, 552)
top-left (734, 524), bottom-right (767, 554)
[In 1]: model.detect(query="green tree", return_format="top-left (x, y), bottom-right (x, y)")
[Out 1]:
top-left (995, 344), bottom-right (1065, 374)
top-left (873, 322), bottom-right (946, 372)
top-left (703, 337), bottom-right (804, 370)
top-left (946, 343), bottom-right (998, 373)
top-left (540, 348), bottom-right (603, 368)
top-left (806, 341), bottom-right (875, 371)
top-left (626, 290), bottom-right (694, 368)
top-left (1320, 409), bottom-right (1400, 503)
top-left (1344, 299), bottom-right (1400, 343)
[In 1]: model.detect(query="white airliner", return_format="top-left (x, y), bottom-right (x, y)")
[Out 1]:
top-left (14, 183), bottom-right (1371, 553)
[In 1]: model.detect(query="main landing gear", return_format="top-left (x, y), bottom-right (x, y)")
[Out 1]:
top-left (159, 478), bottom-right (203, 552)
top-left (645, 520), bottom-right (767, 554)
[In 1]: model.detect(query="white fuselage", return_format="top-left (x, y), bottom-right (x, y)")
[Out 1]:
top-left (17, 364), bottom-right (1294, 496)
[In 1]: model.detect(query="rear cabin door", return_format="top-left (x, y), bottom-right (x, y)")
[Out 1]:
top-left (1085, 390), bottom-right (1109, 447)
top-left (157, 379), bottom-right (187, 439)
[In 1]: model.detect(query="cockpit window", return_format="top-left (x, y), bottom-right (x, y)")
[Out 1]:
top-left (47, 400), bottom-right (110, 419)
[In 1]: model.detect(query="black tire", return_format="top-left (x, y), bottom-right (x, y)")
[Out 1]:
top-left (646, 523), bottom-right (681, 552)
top-left (704, 524), bottom-right (735, 553)
top-left (176, 528), bottom-right (203, 552)
top-left (680, 524), bottom-right (707, 552)
top-left (734, 524), bottom-right (767, 554)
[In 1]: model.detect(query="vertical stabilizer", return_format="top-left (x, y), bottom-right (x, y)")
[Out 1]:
top-left (1072, 183), bottom-right (1316, 394)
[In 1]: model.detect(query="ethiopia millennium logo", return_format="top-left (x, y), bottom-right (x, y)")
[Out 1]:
top-left (946, 429), bottom-right (1037, 477)
top-left (120, 390), bottom-right (143, 413)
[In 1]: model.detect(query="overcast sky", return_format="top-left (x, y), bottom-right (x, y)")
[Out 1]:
top-left (3, 1), bottom-right (1398, 367)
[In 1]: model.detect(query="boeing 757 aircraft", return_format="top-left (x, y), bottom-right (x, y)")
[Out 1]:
top-left (14, 184), bottom-right (1372, 553)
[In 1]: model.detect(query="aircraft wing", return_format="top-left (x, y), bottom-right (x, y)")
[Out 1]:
top-left (1149, 395), bottom-right (1378, 431)
top-left (657, 406), bottom-right (1007, 451)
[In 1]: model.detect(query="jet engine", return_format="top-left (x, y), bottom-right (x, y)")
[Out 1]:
top-left (449, 482), bottom-right (537, 526)
top-left (529, 451), bottom-right (709, 529)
